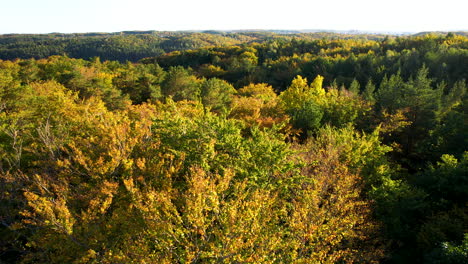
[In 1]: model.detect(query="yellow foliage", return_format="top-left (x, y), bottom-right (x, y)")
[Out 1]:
top-left (279, 75), bottom-right (325, 111)
top-left (289, 141), bottom-right (385, 263)
top-left (279, 75), bottom-right (310, 110)
top-left (230, 94), bottom-right (288, 129)
top-left (22, 190), bottom-right (75, 235)
top-left (1, 77), bottom-right (383, 263)
top-left (238, 83), bottom-right (277, 102)
top-left (310, 74), bottom-right (325, 97)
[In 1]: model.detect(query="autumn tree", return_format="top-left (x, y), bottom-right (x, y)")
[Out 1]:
top-left (229, 83), bottom-right (287, 128)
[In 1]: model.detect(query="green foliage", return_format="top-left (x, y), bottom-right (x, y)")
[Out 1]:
top-left (151, 100), bottom-right (292, 188)
top-left (349, 78), bottom-right (361, 95)
top-left (113, 62), bottom-right (165, 103)
top-left (200, 77), bottom-right (236, 113)
top-left (161, 66), bottom-right (201, 101)
top-left (288, 100), bottom-right (323, 134)
top-left (412, 153), bottom-right (468, 206)
top-left (431, 81), bottom-right (467, 158)
top-left (431, 233), bottom-right (468, 264)
top-left (372, 153), bottom-right (468, 262)
top-left (363, 79), bottom-right (376, 102)
top-left (376, 67), bottom-right (446, 168)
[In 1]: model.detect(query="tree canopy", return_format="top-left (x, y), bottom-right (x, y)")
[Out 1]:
top-left (0, 32), bottom-right (467, 263)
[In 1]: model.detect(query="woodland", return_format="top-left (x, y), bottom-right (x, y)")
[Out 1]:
top-left (0, 31), bottom-right (467, 263)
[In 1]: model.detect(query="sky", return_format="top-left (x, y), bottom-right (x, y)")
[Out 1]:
top-left (1, 0), bottom-right (467, 34)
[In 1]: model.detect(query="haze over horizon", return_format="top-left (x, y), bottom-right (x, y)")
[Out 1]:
top-left (2, 0), bottom-right (468, 34)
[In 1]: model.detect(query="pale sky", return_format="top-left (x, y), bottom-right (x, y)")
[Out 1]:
top-left (1, 0), bottom-right (467, 34)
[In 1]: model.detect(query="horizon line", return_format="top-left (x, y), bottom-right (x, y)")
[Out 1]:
top-left (1, 28), bottom-right (468, 36)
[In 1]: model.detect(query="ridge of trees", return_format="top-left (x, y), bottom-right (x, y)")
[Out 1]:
top-left (3, 30), bottom-right (466, 62)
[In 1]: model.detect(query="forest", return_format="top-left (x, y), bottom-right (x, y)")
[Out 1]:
top-left (0, 31), bottom-right (395, 62)
top-left (0, 31), bottom-right (467, 263)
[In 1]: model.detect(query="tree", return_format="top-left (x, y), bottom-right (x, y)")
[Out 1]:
top-left (287, 125), bottom-right (387, 263)
top-left (288, 100), bottom-right (323, 135)
top-left (230, 83), bottom-right (287, 128)
top-left (200, 77), bottom-right (236, 113)
top-left (376, 67), bottom-right (443, 168)
top-left (161, 66), bottom-right (201, 102)
top-left (279, 75), bottom-right (312, 110)
top-left (349, 78), bottom-right (361, 95)
top-left (363, 79), bottom-right (376, 102)
top-left (114, 62), bottom-right (166, 104)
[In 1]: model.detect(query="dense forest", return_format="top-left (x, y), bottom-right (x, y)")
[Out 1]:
top-left (0, 30), bottom-right (401, 62)
top-left (0, 31), bottom-right (467, 263)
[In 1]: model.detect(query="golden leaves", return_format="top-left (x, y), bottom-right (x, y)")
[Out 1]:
top-left (82, 180), bottom-right (119, 222)
top-left (23, 190), bottom-right (75, 235)
top-left (1, 80), bottom-right (385, 263)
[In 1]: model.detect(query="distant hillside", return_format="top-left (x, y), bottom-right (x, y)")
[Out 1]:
top-left (0, 30), bottom-right (464, 62)
top-left (0, 30), bottom-right (391, 62)
top-left (412, 31), bottom-right (468, 37)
